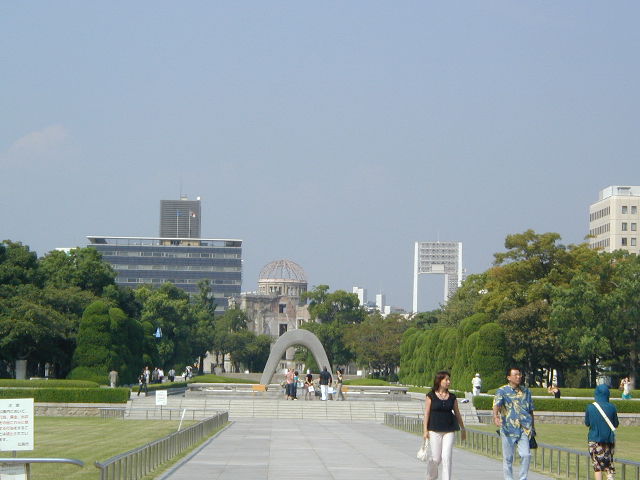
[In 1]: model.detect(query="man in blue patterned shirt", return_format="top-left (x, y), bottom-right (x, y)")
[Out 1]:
top-left (493, 367), bottom-right (535, 480)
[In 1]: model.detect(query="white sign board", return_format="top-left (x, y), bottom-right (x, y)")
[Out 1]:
top-left (0, 398), bottom-right (34, 451)
top-left (155, 390), bottom-right (168, 406)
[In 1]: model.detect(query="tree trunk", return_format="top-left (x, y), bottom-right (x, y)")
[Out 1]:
top-left (629, 343), bottom-right (638, 390)
top-left (589, 355), bottom-right (597, 388)
top-left (198, 355), bottom-right (205, 375)
top-left (556, 367), bottom-right (565, 388)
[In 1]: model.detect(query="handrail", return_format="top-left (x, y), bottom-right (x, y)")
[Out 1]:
top-left (384, 412), bottom-right (640, 480)
top-left (94, 411), bottom-right (228, 480)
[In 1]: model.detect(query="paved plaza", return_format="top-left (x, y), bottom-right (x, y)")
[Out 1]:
top-left (160, 418), bottom-right (553, 480)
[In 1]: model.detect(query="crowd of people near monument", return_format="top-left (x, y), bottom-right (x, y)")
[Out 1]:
top-left (281, 366), bottom-right (346, 401)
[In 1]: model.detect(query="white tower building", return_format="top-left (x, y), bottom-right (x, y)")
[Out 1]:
top-left (412, 241), bottom-right (463, 313)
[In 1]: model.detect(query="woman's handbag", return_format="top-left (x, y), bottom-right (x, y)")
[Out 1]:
top-left (529, 434), bottom-right (538, 449)
top-left (416, 438), bottom-right (430, 462)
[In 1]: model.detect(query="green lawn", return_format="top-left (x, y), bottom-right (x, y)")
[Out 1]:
top-left (471, 424), bottom-right (640, 462)
top-left (8, 417), bottom-right (198, 480)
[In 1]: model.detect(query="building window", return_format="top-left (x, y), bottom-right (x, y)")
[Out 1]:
top-left (622, 238), bottom-right (628, 246)
top-left (279, 324), bottom-right (288, 336)
top-left (622, 222), bottom-right (628, 231)
top-left (632, 206), bottom-right (638, 214)
top-left (622, 206), bottom-right (628, 214)
top-left (279, 304), bottom-right (286, 314)
top-left (632, 238), bottom-right (637, 247)
top-left (632, 223), bottom-right (637, 232)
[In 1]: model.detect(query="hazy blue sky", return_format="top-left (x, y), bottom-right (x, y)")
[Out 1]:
top-left (2, 2), bottom-right (639, 311)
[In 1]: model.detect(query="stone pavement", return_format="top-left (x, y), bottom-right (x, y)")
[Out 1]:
top-left (160, 418), bottom-right (553, 480)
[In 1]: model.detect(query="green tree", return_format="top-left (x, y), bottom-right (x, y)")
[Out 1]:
top-left (344, 312), bottom-right (409, 379)
top-left (210, 307), bottom-right (249, 372)
top-left (303, 285), bottom-right (366, 324)
top-left (608, 253), bottom-right (640, 388)
top-left (468, 322), bottom-right (508, 390)
top-left (40, 248), bottom-right (116, 295)
top-left (191, 280), bottom-right (218, 374)
top-left (138, 283), bottom-right (193, 370)
top-left (0, 294), bottom-right (72, 377)
top-left (70, 300), bottom-right (143, 384)
top-left (0, 240), bottom-right (41, 292)
top-left (300, 321), bottom-right (354, 368)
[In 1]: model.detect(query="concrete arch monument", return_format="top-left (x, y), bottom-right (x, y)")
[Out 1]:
top-left (259, 329), bottom-right (333, 386)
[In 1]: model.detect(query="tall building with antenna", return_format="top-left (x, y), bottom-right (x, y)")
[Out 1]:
top-left (87, 195), bottom-right (241, 309)
top-left (160, 195), bottom-right (201, 238)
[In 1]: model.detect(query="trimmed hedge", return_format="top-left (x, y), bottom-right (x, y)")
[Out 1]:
top-left (143, 382), bottom-right (189, 392)
top-left (187, 374), bottom-right (254, 384)
top-left (0, 380), bottom-right (99, 388)
top-left (344, 379), bottom-right (391, 386)
top-left (486, 387), bottom-right (640, 399)
top-left (473, 395), bottom-right (640, 413)
top-left (0, 388), bottom-right (130, 403)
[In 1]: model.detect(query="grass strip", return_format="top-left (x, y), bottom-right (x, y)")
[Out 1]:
top-left (9, 417), bottom-right (196, 480)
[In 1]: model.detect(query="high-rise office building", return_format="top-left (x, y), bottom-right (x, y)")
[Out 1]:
top-left (589, 185), bottom-right (640, 254)
top-left (88, 236), bottom-right (242, 310)
top-left (160, 196), bottom-right (201, 238)
top-left (88, 196), bottom-right (241, 310)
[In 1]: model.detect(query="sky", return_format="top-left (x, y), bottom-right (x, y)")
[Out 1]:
top-left (1, 2), bottom-right (639, 311)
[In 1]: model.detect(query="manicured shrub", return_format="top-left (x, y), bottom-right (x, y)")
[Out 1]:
top-left (0, 379), bottom-right (99, 388)
top-left (473, 395), bottom-right (640, 413)
top-left (67, 366), bottom-right (109, 385)
top-left (469, 323), bottom-right (507, 391)
top-left (144, 381), bottom-right (189, 392)
top-left (188, 374), bottom-right (254, 384)
top-left (344, 379), bottom-right (390, 386)
top-left (0, 388), bottom-right (130, 403)
top-left (486, 387), bottom-right (640, 398)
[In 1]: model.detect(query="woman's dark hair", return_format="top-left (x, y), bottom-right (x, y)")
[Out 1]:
top-left (431, 371), bottom-right (451, 393)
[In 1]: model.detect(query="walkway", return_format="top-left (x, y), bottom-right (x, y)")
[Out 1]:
top-left (160, 419), bottom-right (553, 480)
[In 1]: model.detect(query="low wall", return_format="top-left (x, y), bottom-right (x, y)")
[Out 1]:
top-left (35, 402), bottom-right (125, 417)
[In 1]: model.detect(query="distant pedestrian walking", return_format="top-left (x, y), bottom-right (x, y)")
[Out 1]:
top-left (585, 384), bottom-right (619, 480)
top-left (493, 367), bottom-right (535, 480)
top-left (319, 367), bottom-right (332, 401)
top-left (336, 368), bottom-right (345, 401)
top-left (547, 384), bottom-right (561, 399)
top-left (422, 371), bottom-right (466, 480)
top-left (304, 373), bottom-right (314, 401)
top-left (292, 370), bottom-right (299, 400)
top-left (620, 377), bottom-right (632, 399)
top-left (472, 373), bottom-right (482, 396)
top-left (137, 369), bottom-right (149, 396)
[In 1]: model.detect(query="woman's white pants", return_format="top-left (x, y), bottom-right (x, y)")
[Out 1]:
top-left (426, 431), bottom-right (455, 480)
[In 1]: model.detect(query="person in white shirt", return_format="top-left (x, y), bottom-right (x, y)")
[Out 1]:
top-left (472, 373), bottom-right (482, 396)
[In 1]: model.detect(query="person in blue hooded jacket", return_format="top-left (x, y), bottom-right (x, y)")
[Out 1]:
top-left (585, 384), bottom-right (619, 480)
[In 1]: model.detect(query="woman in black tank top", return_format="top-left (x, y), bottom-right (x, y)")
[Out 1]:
top-left (422, 371), bottom-right (466, 480)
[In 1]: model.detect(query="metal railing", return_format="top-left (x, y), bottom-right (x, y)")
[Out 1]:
top-left (125, 407), bottom-right (224, 421)
top-left (94, 411), bottom-right (228, 480)
top-left (384, 413), bottom-right (640, 480)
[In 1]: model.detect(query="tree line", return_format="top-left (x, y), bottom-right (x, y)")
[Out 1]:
top-left (0, 240), bottom-right (272, 384)
top-left (400, 230), bottom-right (640, 391)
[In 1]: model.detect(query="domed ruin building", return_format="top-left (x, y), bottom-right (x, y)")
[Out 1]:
top-left (228, 259), bottom-right (311, 370)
